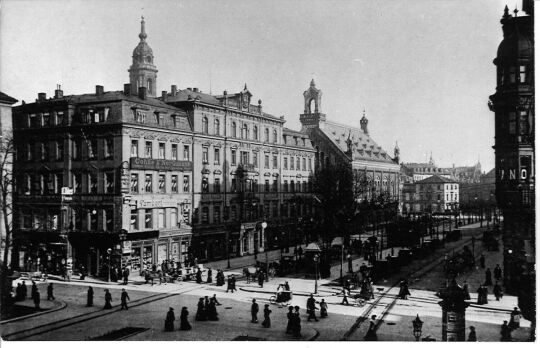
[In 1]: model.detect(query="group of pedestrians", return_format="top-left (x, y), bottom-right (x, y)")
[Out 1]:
top-left (164, 307), bottom-right (192, 331)
top-left (195, 295), bottom-right (220, 321)
top-left (500, 307), bottom-right (522, 341)
top-left (13, 280), bottom-right (58, 310)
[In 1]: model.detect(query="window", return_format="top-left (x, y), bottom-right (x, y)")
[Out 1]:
top-left (202, 147), bottom-right (209, 164)
top-left (171, 175), bottom-right (178, 193)
top-left (135, 110), bottom-right (146, 123)
top-left (253, 179), bottom-right (258, 192)
top-left (158, 174), bottom-right (166, 193)
top-left (231, 122), bottom-right (237, 138)
top-left (131, 174), bottom-right (139, 193)
top-left (171, 115), bottom-right (178, 128)
top-left (183, 175), bottom-right (190, 192)
top-left (214, 118), bottom-right (220, 135)
top-left (145, 141), bottom-right (152, 158)
top-left (284, 157), bottom-right (288, 170)
top-left (264, 155), bottom-right (269, 168)
top-left (183, 145), bottom-right (190, 160)
top-left (104, 138), bottom-right (113, 159)
top-left (130, 210), bottom-right (138, 230)
top-left (519, 110), bottom-right (529, 134)
top-left (171, 144), bottom-right (178, 160)
top-left (508, 112), bottom-right (516, 135)
top-left (26, 143), bottom-right (33, 161)
top-left (509, 66), bottom-right (517, 84)
top-left (230, 205), bottom-right (237, 220)
top-left (214, 178), bottom-right (221, 193)
top-left (253, 152), bottom-right (258, 167)
top-left (131, 140), bottom-right (138, 157)
top-left (241, 151), bottom-right (249, 165)
top-left (158, 209), bottom-right (165, 228)
top-left (145, 209), bottom-right (153, 228)
top-left (170, 208), bottom-right (178, 228)
top-left (54, 173), bottom-right (63, 194)
top-left (41, 142), bottom-right (49, 161)
top-left (265, 128), bottom-right (269, 142)
top-left (290, 156), bottom-right (294, 170)
top-left (42, 113), bottom-right (50, 127)
top-left (519, 65), bottom-right (527, 83)
top-left (308, 158), bottom-right (312, 171)
top-left (296, 157), bottom-right (300, 170)
top-left (56, 111), bottom-right (64, 126)
top-left (284, 180), bottom-right (288, 192)
top-left (105, 172), bottom-right (114, 193)
top-left (242, 124), bottom-right (248, 139)
top-left (272, 201), bottom-right (278, 217)
top-left (273, 129), bottom-right (277, 143)
top-left (202, 116), bottom-right (208, 134)
top-left (273, 155), bottom-right (278, 169)
top-left (158, 143), bottom-right (165, 159)
top-left (89, 173), bottom-right (97, 194)
top-left (265, 180), bottom-right (270, 192)
top-left (202, 178), bottom-right (209, 193)
top-left (72, 140), bottom-right (80, 160)
top-left (145, 174), bottom-right (152, 193)
top-left (156, 112), bottom-right (164, 125)
top-left (302, 181), bottom-right (307, 192)
top-left (231, 149), bottom-right (237, 165)
top-left (73, 172), bottom-right (82, 193)
top-left (231, 178), bottom-right (237, 192)
top-left (87, 139), bottom-right (97, 160)
top-left (302, 158), bottom-right (306, 171)
top-left (264, 202), bottom-right (270, 217)
top-left (201, 207), bottom-right (209, 223)
top-left (290, 180), bottom-right (295, 193)
top-left (253, 125), bottom-right (258, 140)
top-left (272, 179), bottom-right (278, 192)
top-left (29, 114), bottom-right (38, 128)
top-left (214, 148), bottom-right (220, 165)
top-left (213, 205), bottom-right (221, 223)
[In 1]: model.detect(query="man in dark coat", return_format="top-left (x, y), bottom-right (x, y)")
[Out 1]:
top-left (293, 306), bottom-right (301, 338)
top-left (500, 320), bottom-right (512, 341)
top-left (196, 268), bottom-right (202, 283)
top-left (231, 275), bottom-right (237, 292)
top-left (104, 289), bottom-right (112, 309)
top-left (122, 267), bottom-right (130, 285)
top-left (21, 281), bottom-right (28, 299)
top-left (195, 298), bottom-right (205, 321)
top-left (86, 286), bottom-right (94, 307)
top-left (493, 281), bottom-right (503, 301)
top-left (463, 280), bottom-right (471, 300)
top-left (306, 294), bottom-right (318, 322)
top-left (251, 298), bottom-right (259, 323)
top-left (258, 271), bottom-right (265, 288)
top-left (120, 289), bottom-right (130, 310)
top-left (32, 289), bottom-right (41, 309)
top-left (484, 268), bottom-right (493, 286)
top-left (262, 304), bottom-right (271, 328)
top-left (286, 306), bottom-right (294, 334)
top-left (509, 307), bottom-right (521, 330)
top-left (47, 283), bottom-right (55, 300)
top-left (494, 264), bottom-right (502, 281)
top-left (207, 269), bottom-right (213, 284)
top-left (467, 326), bottom-right (477, 341)
top-left (364, 315), bottom-right (378, 341)
top-left (208, 298), bottom-right (218, 321)
top-left (180, 306), bottom-right (192, 330)
top-left (347, 254), bottom-right (353, 273)
top-left (165, 307), bottom-right (175, 331)
top-left (31, 281), bottom-right (38, 300)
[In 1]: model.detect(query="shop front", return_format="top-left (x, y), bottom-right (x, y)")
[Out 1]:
top-left (239, 222), bottom-right (266, 256)
top-left (12, 230), bottom-right (67, 274)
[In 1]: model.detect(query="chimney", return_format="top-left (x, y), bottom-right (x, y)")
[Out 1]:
top-left (187, 88), bottom-right (193, 91)
top-left (95, 85), bottom-right (104, 96)
top-left (222, 90), bottom-right (227, 106)
top-left (124, 83), bottom-right (131, 95)
top-left (258, 99), bottom-right (262, 114)
top-left (193, 87), bottom-right (199, 93)
top-left (162, 91), bottom-right (167, 99)
top-left (38, 92), bottom-right (46, 101)
top-left (138, 86), bottom-right (147, 100)
top-left (54, 84), bottom-right (63, 99)
top-left (171, 85), bottom-right (177, 95)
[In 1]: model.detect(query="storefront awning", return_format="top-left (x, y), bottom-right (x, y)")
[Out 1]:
top-left (331, 237), bottom-right (344, 247)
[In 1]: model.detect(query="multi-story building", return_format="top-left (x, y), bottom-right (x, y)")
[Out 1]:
top-left (401, 156), bottom-right (452, 183)
top-left (402, 175), bottom-right (460, 214)
top-left (0, 91), bottom-right (18, 263)
top-left (488, 1), bottom-right (534, 325)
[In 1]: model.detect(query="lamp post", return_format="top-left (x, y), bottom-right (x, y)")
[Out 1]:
top-left (106, 247), bottom-right (112, 283)
top-left (313, 254), bottom-right (319, 294)
top-left (340, 242), bottom-right (344, 285)
top-left (412, 314), bottom-right (423, 341)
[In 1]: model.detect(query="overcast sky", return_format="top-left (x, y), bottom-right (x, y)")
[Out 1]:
top-left (1, 0), bottom-right (512, 170)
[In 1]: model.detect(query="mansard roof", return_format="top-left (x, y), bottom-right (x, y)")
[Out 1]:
top-left (416, 174), bottom-right (458, 184)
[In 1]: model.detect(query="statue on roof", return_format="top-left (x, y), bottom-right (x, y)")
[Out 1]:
top-left (345, 131), bottom-right (353, 155)
top-left (393, 141), bottom-right (400, 164)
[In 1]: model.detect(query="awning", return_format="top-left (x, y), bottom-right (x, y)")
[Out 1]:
top-left (331, 237), bottom-right (344, 247)
top-left (305, 242), bottom-right (321, 252)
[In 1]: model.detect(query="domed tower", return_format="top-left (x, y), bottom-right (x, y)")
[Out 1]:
top-left (129, 16), bottom-right (158, 97)
top-left (300, 79), bottom-right (326, 130)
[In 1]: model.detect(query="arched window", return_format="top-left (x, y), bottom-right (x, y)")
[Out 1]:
top-left (147, 79), bottom-right (152, 92)
top-left (231, 121), bottom-right (237, 138)
top-left (273, 129), bottom-right (278, 143)
top-left (202, 116), bottom-right (208, 134)
top-left (242, 124), bottom-right (249, 139)
top-left (253, 125), bottom-right (258, 140)
top-left (265, 128), bottom-right (269, 142)
top-left (214, 118), bottom-right (220, 135)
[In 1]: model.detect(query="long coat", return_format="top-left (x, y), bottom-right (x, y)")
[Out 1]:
top-left (262, 306), bottom-right (271, 328)
top-left (165, 309), bottom-right (175, 331)
top-left (87, 287), bottom-right (94, 306)
top-left (180, 308), bottom-right (192, 330)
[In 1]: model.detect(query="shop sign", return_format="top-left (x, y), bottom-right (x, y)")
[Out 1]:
top-left (130, 157), bottom-right (193, 171)
top-left (136, 199), bottom-right (179, 209)
top-left (241, 222), bottom-right (257, 230)
top-left (122, 241), bottom-right (132, 254)
top-left (121, 161), bottom-right (130, 193)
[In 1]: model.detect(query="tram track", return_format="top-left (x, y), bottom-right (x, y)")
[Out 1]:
top-left (2, 284), bottom-right (204, 341)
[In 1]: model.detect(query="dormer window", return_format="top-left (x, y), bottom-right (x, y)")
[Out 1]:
top-left (519, 65), bottom-right (527, 83)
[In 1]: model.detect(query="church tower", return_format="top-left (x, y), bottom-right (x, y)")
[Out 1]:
top-left (129, 17), bottom-right (158, 97)
top-left (300, 79), bottom-right (326, 130)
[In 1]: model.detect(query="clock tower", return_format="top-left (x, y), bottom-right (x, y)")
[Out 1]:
top-left (129, 17), bottom-right (158, 97)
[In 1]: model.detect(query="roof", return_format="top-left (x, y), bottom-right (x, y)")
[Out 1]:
top-left (0, 91), bottom-right (18, 105)
top-left (416, 174), bottom-right (458, 184)
top-left (283, 127), bottom-right (314, 149)
top-left (60, 91), bottom-right (178, 110)
top-left (318, 120), bottom-right (395, 164)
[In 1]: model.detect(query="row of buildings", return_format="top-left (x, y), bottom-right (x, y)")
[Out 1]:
top-left (6, 18), bottom-right (401, 276)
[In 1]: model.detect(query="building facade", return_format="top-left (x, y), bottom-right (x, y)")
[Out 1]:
top-left (402, 175), bottom-right (460, 214)
top-left (488, 2), bottom-right (534, 324)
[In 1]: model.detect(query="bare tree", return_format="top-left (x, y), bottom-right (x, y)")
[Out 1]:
top-left (0, 131), bottom-right (14, 314)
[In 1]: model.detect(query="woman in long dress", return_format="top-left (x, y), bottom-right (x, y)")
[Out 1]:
top-left (104, 289), bottom-right (112, 309)
top-left (195, 298), bottom-right (206, 321)
top-left (165, 308), bottom-right (175, 331)
top-left (86, 286), bottom-right (94, 307)
top-left (262, 304), bottom-right (272, 328)
top-left (180, 307), bottom-right (192, 330)
top-left (319, 299), bottom-right (328, 318)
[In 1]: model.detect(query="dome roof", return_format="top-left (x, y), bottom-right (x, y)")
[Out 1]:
top-left (496, 32), bottom-right (533, 63)
top-left (133, 41), bottom-right (153, 58)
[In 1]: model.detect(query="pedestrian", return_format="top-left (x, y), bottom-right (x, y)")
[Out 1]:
top-left (47, 283), bottom-right (55, 300)
top-left (104, 289), bottom-right (113, 309)
top-left (164, 307), bottom-right (175, 331)
top-left (262, 304), bottom-right (271, 328)
top-left (286, 306), bottom-right (294, 334)
top-left (347, 253), bottom-right (353, 273)
top-left (226, 276), bottom-right (233, 292)
top-left (509, 307), bottom-right (521, 330)
top-left (208, 298), bottom-right (219, 321)
top-left (231, 275), bottom-right (237, 292)
top-left (493, 281), bottom-right (503, 301)
top-left (476, 286), bottom-right (486, 305)
top-left (293, 306), bottom-right (302, 338)
top-left (15, 283), bottom-right (22, 301)
top-left (463, 280), bottom-right (471, 300)
top-left (180, 306), bottom-right (192, 330)
top-left (258, 271), bottom-right (265, 288)
top-left (243, 268), bottom-right (251, 284)
top-left (32, 290), bottom-right (41, 309)
top-left (284, 281), bottom-right (290, 291)
top-left (216, 270), bottom-right (225, 286)
top-left (480, 253), bottom-right (486, 268)
top-left (120, 289), bottom-right (130, 310)
top-left (364, 315), bottom-right (378, 341)
top-left (195, 298), bottom-right (206, 321)
top-left (251, 298), bottom-right (259, 323)
top-left (31, 281), bottom-right (38, 299)
top-left (212, 294), bottom-right (222, 306)
top-left (320, 299), bottom-right (328, 318)
top-left (196, 268), bottom-right (202, 283)
top-left (122, 267), bottom-right (130, 285)
top-left (341, 287), bottom-right (350, 305)
top-left (360, 263), bottom-right (368, 279)
top-left (21, 280), bottom-right (27, 300)
top-left (207, 268), bottom-right (213, 284)
top-left (306, 294), bottom-right (318, 322)
top-left (500, 320), bottom-right (512, 341)
top-left (494, 264), bottom-right (502, 281)
top-left (484, 268), bottom-right (493, 286)
top-left (298, 246), bottom-right (303, 258)
top-left (467, 326), bottom-right (477, 341)
top-left (86, 286), bottom-right (94, 307)
top-left (398, 280), bottom-right (411, 300)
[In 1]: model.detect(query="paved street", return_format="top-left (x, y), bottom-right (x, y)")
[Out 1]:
top-left (0, 223), bottom-right (532, 341)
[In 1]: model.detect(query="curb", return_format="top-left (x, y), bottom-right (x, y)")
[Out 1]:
top-left (0, 300), bottom-right (67, 324)
top-left (238, 287), bottom-right (329, 297)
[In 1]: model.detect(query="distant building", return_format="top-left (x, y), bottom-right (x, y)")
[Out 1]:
top-left (442, 161), bottom-right (482, 184)
top-left (460, 168), bottom-right (496, 204)
top-left (401, 155), bottom-right (452, 183)
top-left (402, 175), bottom-right (459, 214)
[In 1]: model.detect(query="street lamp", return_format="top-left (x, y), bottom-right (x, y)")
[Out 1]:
top-left (412, 314), bottom-right (423, 341)
top-left (106, 247), bottom-right (112, 282)
top-left (313, 254), bottom-right (319, 294)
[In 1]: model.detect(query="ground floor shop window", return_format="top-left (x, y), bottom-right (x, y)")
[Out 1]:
top-left (158, 244), bottom-right (167, 264)
top-left (143, 245), bottom-right (153, 270)
top-left (171, 242), bottom-right (179, 263)
top-left (130, 247), bottom-right (142, 272)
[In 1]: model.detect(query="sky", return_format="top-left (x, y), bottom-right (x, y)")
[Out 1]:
top-left (1, 0), bottom-right (513, 171)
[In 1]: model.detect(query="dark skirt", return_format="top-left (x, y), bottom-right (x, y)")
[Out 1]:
top-left (180, 318), bottom-right (192, 330)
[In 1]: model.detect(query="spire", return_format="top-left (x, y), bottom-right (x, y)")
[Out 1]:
top-left (502, 5), bottom-right (511, 20)
top-left (429, 151), bottom-right (434, 165)
top-left (310, 79), bottom-right (316, 87)
top-left (139, 16), bottom-right (147, 41)
top-left (360, 109), bottom-right (369, 134)
top-left (513, 5), bottom-right (519, 17)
